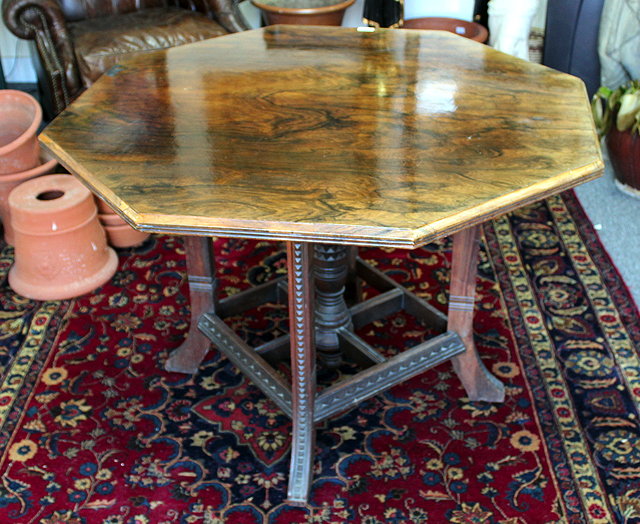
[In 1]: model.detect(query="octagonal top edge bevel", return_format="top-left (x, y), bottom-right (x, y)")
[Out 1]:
top-left (40, 25), bottom-right (603, 245)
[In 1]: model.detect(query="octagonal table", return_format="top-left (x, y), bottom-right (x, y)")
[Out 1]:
top-left (40, 25), bottom-right (603, 504)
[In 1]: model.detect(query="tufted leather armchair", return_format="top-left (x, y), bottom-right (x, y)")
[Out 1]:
top-left (2, 0), bottom-right (249, 116)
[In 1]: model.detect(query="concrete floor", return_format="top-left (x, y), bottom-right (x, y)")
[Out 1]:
top-left (575, 151), bottom-right (640, 307)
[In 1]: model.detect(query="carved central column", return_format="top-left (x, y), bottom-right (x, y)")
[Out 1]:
top-left (313, 243), bottom-right (352, 367)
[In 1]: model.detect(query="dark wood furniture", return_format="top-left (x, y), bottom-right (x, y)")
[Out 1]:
top-left (2, 0), bottom-right (248, 117)
top-left (40, 25), bottom-right (604, 505)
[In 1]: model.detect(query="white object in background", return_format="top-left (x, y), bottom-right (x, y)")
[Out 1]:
top-left (0, 20), bottom-right (37, 83)
top-left (531, 0), bottom-right (548, 30)
top-left (598, 0), bottom-right (640, 89)
top-left (239, 0), bottom-right (262, 29)
top-left (342, 0), bottom-right (365, 27)
top-left (404, 0), bottom-right (475, 22)
top-left (488, 0), bottom-right (540, 60)
top-left (344, 0), bottom-right (475, 26)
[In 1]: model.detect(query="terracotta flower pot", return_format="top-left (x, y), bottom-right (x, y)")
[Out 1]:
top-left (0, 90), bottom-right (42, 175)
top-left (251, 0), bottom-right (355, 26)
top-left (606, 126), bottom-right (640, 198)
top-left (103, 223), bottom-right (150, 248)
top-left (402, 17), bottom-right (489, 43)
top-left (0, 152), bottom-right (58, 245)
top-left (98, 212), bottom-right (127, 226)
top-left (8, 174), bottom-right (118, 300)
top-left (94, 197), bottom-right (150, 248)
top-left (95, 196), bottom-right (117, 214)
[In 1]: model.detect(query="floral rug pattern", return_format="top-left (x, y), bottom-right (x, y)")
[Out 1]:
top-left (0, 191), bottom-right (639, 523)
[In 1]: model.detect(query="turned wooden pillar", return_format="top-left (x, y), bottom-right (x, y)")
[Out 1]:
top-left (313, 243), bottom-right (353, 367)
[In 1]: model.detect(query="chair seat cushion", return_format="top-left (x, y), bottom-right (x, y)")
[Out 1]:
top-left (70, 8), bottom-right (227, 85)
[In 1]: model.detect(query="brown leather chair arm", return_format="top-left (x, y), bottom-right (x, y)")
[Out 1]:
top-left (203, 0), bottom-right (250, 32)
top-left (3, 0), bottom-right (82, 113)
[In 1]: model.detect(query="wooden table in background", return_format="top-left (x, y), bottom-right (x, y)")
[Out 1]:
top-left (40, 25), bottom-right (603, 504)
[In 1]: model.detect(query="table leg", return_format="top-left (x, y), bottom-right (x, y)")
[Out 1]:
top-left (165, 236), bottom-right (217, 374)
top-left (286, 241), bottom-right (316, 505)
top-left (448, 225), bottom-right (505, 402)
top-left (314, 244), bottom-right (353, 367)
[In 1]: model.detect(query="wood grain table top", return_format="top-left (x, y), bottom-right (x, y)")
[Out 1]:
top-left (40, 25), bottom-right (603, 248)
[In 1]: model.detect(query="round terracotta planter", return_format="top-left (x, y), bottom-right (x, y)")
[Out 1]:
top-left (95, 195), bottom-right (151, 248)
top-left (103, 222), bottom-right (150, 248)
top-left (0, 90), bottom-right (42, 175)
top-left (606, 126), bottom-right (640, 198)
top-left (97, 209), bottom-right (151, 248)
top-left (8, 174), bottom-right (118, 300)
top-left (98, 212), bottom-right (127, 226)
top-left (0, 152), bottom-right (59, 245)
top-left (402, 17), bottom-right (489, 43)
top-left (95, 196), bottom-right (117, 214)
top-left (251, 0), bottom-right (355, 26)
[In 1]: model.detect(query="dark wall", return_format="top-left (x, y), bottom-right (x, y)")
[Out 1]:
top-left (543, 0), bottom-right (606, 97)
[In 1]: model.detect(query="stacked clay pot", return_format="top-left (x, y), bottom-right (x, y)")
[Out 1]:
top-left (0, 90), bottom-right (58, 244)
top-left (95, 197), bottom-right (150, 248)
top-left (8, 175), bottom-right (118, 300)
top-left (0, 90), bottom-right (41, 174)
top-left (0, 151), bottom-right (59, 244)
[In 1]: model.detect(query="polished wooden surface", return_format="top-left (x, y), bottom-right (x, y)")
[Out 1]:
top-left (41, 25), bottom-right (603, 247)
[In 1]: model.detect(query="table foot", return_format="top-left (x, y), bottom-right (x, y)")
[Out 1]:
top-left (286, 241), bottom-right (316, 504)
top-left (448, 225), bottom-right (505, 403)
top-left (451, 349), bottom-right (505, 402)
top-left (165, 236), bottom-right (217, 374)
top-left (165, 337), bottom-right (210, 374)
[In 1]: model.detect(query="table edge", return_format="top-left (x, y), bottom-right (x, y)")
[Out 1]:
top-left (40, 137), bottom-right (604, 249)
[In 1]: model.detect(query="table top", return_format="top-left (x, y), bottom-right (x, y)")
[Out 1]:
top-left (41, 25), bottom-right (603, 248)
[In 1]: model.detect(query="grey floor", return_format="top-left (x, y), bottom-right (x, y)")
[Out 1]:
top-left (575, 150), bottom-right (640, 307)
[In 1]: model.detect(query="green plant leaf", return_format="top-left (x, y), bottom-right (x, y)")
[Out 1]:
top-left (593, 80), bottom-right (640, 136)
top-left (608, 88), bottom-right (622, 111)
top-left (591, 96), bottom-right (604, 126)
top-left (597, 86), bottom-right (613, 98)
top-left (591, 92), bottom-right (612, 136)
top-left (616, 91), bottom-right (640, 131)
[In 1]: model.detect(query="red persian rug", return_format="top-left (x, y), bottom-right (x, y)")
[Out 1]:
top-left (0, 191), bottom-right (639, 524)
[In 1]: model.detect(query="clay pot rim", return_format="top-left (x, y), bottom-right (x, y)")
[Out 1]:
top-left (402, 17), bottom-right (489, 43)
top-left (9, 174), bottom-right (96, 239)
top-left (0, 152), bottom-right (57, 183)
top-left (98, 212), bottom-right (127, 225)
top-left (103, 223), bottom-right (150, 248)
top-left (0, 90), bottom-right (43, 157)
top-left (9, 174), bottom-right (91, 215)
top-left (251, 0), bottom-right (354, 15)
top-left (103, 222), bottom-right (140, 231)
